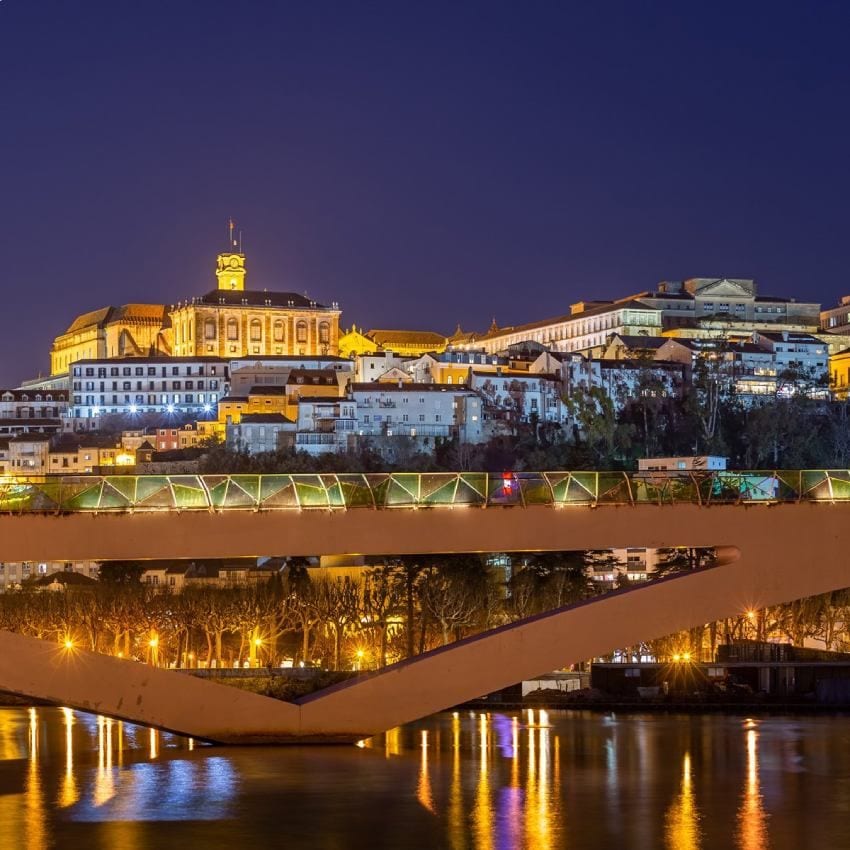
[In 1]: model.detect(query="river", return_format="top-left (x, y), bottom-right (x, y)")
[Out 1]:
top-left (0, 706), bottom-right (848, 848)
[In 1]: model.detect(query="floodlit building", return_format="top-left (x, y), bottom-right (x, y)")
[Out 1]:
top-left (69, 356), bottom-right (227, 419)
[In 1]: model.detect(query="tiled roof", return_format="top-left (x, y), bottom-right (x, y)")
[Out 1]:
top-left (193, 289), bottom-right (334, 310)
top-left (367, 330), bottom-right (448, 347)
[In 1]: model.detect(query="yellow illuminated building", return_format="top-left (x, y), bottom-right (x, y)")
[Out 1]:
top-left (170, 252), bottom-right (341, 359)
top-left (338, 327), bottom-right (448, 358)
top-left (50, 304), bottom-right (169, 375)
top-left (51, 248), bottom-right (342, 375)
top-left (829, 347), bottom-right (850, 399)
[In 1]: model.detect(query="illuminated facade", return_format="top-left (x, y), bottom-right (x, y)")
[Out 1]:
top-left (50, 250), bottom-right (342, 376)
top-left (169, 253), bottom-right (341, 359)
top-left (50, 304), bottom-right (169, 376)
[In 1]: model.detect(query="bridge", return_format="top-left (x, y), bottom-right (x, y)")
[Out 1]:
top-left (0, 470), bottom-right (847, 742)
top-left (0, 469), bottom-right (845, 561)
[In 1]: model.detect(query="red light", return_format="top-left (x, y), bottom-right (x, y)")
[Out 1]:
top-left (502, 473), bottom-right (513, 491)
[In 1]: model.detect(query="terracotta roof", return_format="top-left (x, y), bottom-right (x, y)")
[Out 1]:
top-left (63, 307), bottom-right (112, 334)
top-left (367, 330), bottom-right (447, 347)
top-left (237, 413), bottom-right (295, 424)
top-left (350, 382), bottom-right (469, 392)
top-left (63, 304), bottom-right (167, 335)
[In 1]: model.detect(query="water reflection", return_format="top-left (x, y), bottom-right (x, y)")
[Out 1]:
top-left (1, 708), bottom-right (847, 848)
top-left (666, 752), bottom-right (701, 850)
top-left (737, 721), bottom-right (769, 850)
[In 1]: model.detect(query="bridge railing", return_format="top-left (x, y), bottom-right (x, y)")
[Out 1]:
top-left (0, 470), bottom-right (849, 513)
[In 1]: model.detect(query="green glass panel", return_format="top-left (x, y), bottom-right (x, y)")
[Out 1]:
top-left (366, 475), bottom-right (392, 508)
top-left (229, 476), bottom-right (260, 504)
top-left (517, 474), bottom-right (552, 505)
top-left (320, 476), bottom-right (345, 507)
top-left (546, 473), bottom-right (571, 503)
top-left (828, 473), bottom-right (850, 500)
top-left (105, 476), bottom-right (138, 503)
top-left (171, 480), bottom-right (208, 509)
top-left (222, 478), bottom-right (258, 508)
top-left (419, 474), bottom-right (456, 502)
top-left (597, 473), bottom-right (630, 503)
top-left (453, 478), bottom-right (487, 506)
top-left (386, 474), bottom-right (420, 506)
top-left (801, 470), bottom-right (830, 500)
top-left (95, 482), bottom-right (132, 510)
top-left (64, 483), bottom-right (104, 511)
top-left (136, 476), bottom-right (172, 504)
top-left (335, 475), bottom-right (373, 508)
top-left (458, 473), bottom-right (488, 498)
top-left (293, 477), bottom-right (329, 508)
top-left (205, 477), bottom-right (230, 508)
top-left (567, 473), bottom-right (597, 502)
top-left (774, 471), bottom-right (801, 500)
top-left (419, 478), bottom-right (457, 506)
top-left (259, 476), bottom-right (293, 504)
top-left (135, 481), bottom-right (175, 508)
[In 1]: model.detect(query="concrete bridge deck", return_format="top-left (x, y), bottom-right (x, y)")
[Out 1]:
top-left (0, 489), bottom-right (846, 742)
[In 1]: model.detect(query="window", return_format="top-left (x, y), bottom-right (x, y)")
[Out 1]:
top-left (227, 318), bottom-right (239, 341)
top-left (273, 321), bottom-right (285, 342)
top-left (319, 321), bottom-right (330, 344)
top-left (205, 319), bottom-right (216, 340)
top-left (296, 321), bottom-right (308, 344)
top-left (250, 318), bottom-right (262, 341)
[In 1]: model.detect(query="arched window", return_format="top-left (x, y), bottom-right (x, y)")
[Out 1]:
top-left (227, 318), bottom-right (239, 341)
top-left (250, 318), bottom-right (262, 342)
top-left (273, 320), bottom-right (285, 342)
top-left (204, 318), bottom-right (216, 340)
top-left (319, 321), bottom-right (330, 345)
top-left (296, 321), bottom-right (308, 344)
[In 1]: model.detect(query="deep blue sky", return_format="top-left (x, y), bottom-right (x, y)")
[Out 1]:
top-left (2, 1), bottom-right (849, 385)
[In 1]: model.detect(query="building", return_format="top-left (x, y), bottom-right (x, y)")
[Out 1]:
top-left (405, 350), bottom-right (510, 384)
top-left (453, 299), bottom-right (662, 357)
top-left (637, 456), bottom-right (727, 472)
top-left (0, 560), bottom-right (101, 593)
top-left (169, 252), bottom-right (341, 359)
top-left (228, 355), bottom-right (353, 395)
top-left (639, 277), bottom-right (820, 335)
top-left (295, 397), bottom-right (357, 454)
top-left (338, 327), bottom-right (448, 358)
top-left (226, 413), bottom-right (296, 454)
top-left (829, 348), bottom-right (850, 399)
top-left (821, 295), bottom-right (850, 334)
top-left (350, 383), bottom-right (484, 443)
top-left (50, 304), bottom-right (169, 376)
top-left (467, 370), bottom-right (566, 424)
top-left (49, 248), bottom-right (343, 379)
top-left (69, 356), bottom-right (227, 419)
top-left (0, 388), bottom-right (70, 436)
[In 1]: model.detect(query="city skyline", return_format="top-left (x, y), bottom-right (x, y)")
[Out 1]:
top-left (4, 1), bottom-right (850, 385)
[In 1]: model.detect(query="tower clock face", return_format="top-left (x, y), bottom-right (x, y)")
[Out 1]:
top-left (230, 257), bottom-right (240, 268)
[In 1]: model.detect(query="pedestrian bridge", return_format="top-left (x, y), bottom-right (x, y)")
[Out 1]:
top-left (0, 469), bottom-right (845, 561)
top-left (0, 470), bottom-right (847, 742)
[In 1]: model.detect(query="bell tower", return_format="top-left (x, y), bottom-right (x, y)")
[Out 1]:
top-left (216, 252), bottom-right (246, 291)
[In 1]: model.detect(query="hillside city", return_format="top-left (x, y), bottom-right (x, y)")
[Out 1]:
top-left (2, 246), bottom-right (850, 632)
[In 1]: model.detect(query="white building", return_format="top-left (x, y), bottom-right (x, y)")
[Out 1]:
top-left (228, 355), bottom-right (353, 395)
top-left (70, 356), bottom-right (228, 419)
top-left (295, 397), bottom-right (357, 455)
top-left (467, 370), bottom-right (566, 424)
top-left (226, 413), bottom-right (296, 455)
top-left (350, 383), bottom-right (484, 443)
top-left (452, 298), bottom-right (662, 357)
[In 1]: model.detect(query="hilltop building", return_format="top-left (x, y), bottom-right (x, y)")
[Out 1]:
top-left (50, 248), bottom-right (342, 376)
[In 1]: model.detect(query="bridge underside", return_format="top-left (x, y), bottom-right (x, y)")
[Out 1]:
top-left (0, 503), bottom-right (846, 742)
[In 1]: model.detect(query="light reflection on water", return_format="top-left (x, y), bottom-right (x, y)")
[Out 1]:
top-left (0, 708), bottom-right (848, 848)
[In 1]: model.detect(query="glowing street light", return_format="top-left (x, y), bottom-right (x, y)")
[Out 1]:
top-left (148, 637), bottom-right (158, 649)
top-left (63, 638), bottom-right (74, 650)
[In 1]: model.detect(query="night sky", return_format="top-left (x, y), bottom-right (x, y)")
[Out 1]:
top-left (2, 1), bottom-right (850, 386)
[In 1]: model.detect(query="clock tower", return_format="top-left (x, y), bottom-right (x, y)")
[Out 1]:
top-left (215, 252), bottom-right (246, 291)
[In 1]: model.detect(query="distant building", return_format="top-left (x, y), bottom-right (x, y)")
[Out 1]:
top-left (226, 413), bottom-right (296, 454)
top-left (637, 456), bottom-right (727, 472)
top-left (69, 355), bottom-right (227, 419)
top-left (339, 327), bottom-right (448, 358)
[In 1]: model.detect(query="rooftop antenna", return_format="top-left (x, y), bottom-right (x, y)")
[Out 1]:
top-left (238, 229), bottom-right (244, 254)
